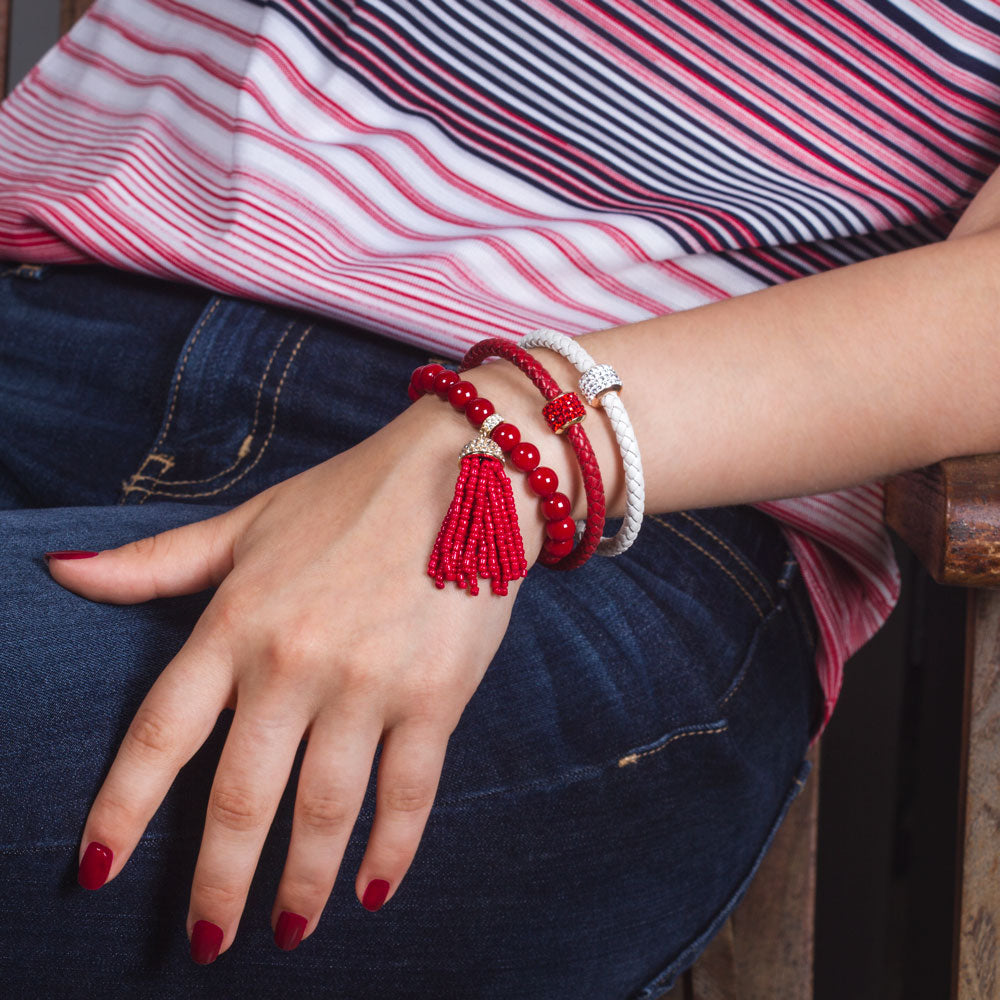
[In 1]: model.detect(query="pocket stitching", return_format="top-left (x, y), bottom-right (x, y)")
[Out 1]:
top-left (647, 513), bottom-right (768, 621)
top-left (127, 319), bottom-right (296, 488)
top-left (677, 510), bottom-right (776, 609)
top-left (616, 719), bottom-right (729, 768)
top-left (118, 296), bottom-right (222, 503)
top-left (434, 715), bottom-right (730, 808)
top-left (151, 296), bottom-right (221, 450)
top-left (134, 324), bottom-right (314, 502)
top-left (716, 595), bottom-right (786, 711)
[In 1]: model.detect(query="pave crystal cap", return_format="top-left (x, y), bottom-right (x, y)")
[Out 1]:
top-left (578, 363), bottom-right (623, 406)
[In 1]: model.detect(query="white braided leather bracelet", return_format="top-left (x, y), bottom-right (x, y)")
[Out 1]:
top-left (517, 327), bottom-right (645, 556)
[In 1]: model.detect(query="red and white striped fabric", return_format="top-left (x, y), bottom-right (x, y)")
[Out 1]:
top-left (1, 0), bottom-right (998, 739)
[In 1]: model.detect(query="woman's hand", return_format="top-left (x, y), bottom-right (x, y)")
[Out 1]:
top-left (47, 378), bottom-right (558, 962)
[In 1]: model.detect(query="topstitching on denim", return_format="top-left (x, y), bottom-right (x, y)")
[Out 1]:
top-left (646, 512), bottom-right (773, 621)
top-left (676, 510), bottom-right (777, 608)
top-left (118, 292), bottom-right (315, 503)
top-left (126, 318), bottom-right (295, 488)
top-left (130, 324), bottom-right (314, 503)
top-left (0, 263), bottom-right (48, 280)
top-left (715, 595), bottom-right (787, 712)
top-left (432, 713), bottom-right (731, 808)
top-left (118, 295), bottom-right (222, 503)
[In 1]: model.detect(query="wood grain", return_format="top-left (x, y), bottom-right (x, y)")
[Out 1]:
top-left (954, 589), bottom-right (1000, 1000)
top-left (59, 0), bottom-right (94, 37)
top-left (885, 456), bottom-right (1000, 588)
top-left (0, 0), bottom-right (10, 101)
top-left (662, 742), bottom-right (820, 999)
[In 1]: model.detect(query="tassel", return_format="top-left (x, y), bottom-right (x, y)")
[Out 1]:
top-left (428, 433), bottom-right (527, 596)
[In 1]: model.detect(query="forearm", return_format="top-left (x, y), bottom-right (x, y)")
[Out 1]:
top-left (472, 216), bottom-right (1000, 527)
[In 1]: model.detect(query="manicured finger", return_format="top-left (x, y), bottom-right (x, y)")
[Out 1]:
top-left (77, 637), bottom-right (231, 890)
top-left (354, 721), bottom-right (449, 912)
top-left (270, 708), bottom-right (382, 950)
top-left (186, 705), bottom-right (308, 962)
top-left (45, 502), bottom-right (257, 604)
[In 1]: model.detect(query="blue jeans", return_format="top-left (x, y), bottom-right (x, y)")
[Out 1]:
top-left (0, 263), bottom-right (824, 999)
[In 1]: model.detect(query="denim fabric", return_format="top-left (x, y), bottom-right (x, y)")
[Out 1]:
top-left (0, 263), bottom-right (824, 999)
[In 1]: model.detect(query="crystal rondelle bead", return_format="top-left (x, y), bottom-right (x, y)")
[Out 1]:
top-left (578, 363), bottom-right (623, 406)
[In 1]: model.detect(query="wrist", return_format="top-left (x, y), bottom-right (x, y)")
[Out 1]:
top-left (392, 376), bottom-right (550, 570)
top-left (466, 349), bottom-right (626, 524)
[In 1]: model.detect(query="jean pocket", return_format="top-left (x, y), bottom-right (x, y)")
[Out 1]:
top-left (627, 753), bottom-right (815, 999)
top-left (118, 297), bottom-right (315, 505)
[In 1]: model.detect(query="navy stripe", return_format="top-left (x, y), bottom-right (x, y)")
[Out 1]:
top-left (238, 0), bottom-right (997, 257)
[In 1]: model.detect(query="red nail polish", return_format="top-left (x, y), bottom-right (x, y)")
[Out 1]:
top-left (190, 920), bottom-right (224, 965)
top-left (274, 910), bottom-right (307, 951)
top-left (78, 841), bottom-right (113, 889)
top-left (44, 550), bottom-right (99, 560)
top-left (362, 878), bottom-right (390, 912)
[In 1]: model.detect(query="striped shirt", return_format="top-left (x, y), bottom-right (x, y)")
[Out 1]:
top-left (1, 0), bottom-right (997, 739)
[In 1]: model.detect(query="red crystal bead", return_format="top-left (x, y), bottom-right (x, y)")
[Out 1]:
top-left (448, 381), bottom-right (478, 410)
top-left (541, 491), bottom-right (571, 520)
top-left (432, 369), bottom-right (460, 396)
top-left (545, 516), bottom-right (576, 541)
top-left (542, 391), bottom-right (587, 435)
top-left (490, 422), bottom-right (520, 452)
top-left (510, 442), bottom-right (541, 472)
top-left (466, 397), bottom-right (495, 427)
top-left (527, 467), bottom-right (559, 497)
top-left (418, 363), bottom-right (444, 392)
top-left (543, 537), bottom-right (574, 558)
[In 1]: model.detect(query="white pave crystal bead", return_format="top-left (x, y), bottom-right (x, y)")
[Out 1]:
top-left (480, 412), bottom-right (504, 436)
top-left (578, 363), bottom-right (623, 407)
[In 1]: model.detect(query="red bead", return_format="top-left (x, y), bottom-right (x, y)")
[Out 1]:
top-left (418, 363), bottom-right (445, 392)
top-left (432, 369), bottom-right (460, 396)
top-left (546, 516), bottom-right (576, 541)
top-left (527, 466), bottom-right (559, 497)
top-left (407, 381), bottom-right (423, 402)
top-left (448, 380), bottom-right (478, 410)
top-left (542, 391), bottom-right (587, 434)
top-left (466, 397), bottom-right (495, 427)
top-left (510, 441), bottom-right (541, 472)
top-left (490, 422), bottom-right (520, 452)
top-left (541, 491), bottom-right (571, 520)
top-left (543, 537), bottom-right (574, 558)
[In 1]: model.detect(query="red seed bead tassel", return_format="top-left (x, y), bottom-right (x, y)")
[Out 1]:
top-left (427, 449), bottom-right (528, 596)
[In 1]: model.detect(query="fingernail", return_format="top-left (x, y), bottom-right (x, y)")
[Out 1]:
top-left (361, 878), bottom-right (390, 912)
top-left (44, 550), bottom-right (99, 560)
top-left (78, 841), bottom-right (113, 890)
top-left (274, 910), bottom-right (307, 951)
top-left (190, 920), bottom-right (224, 965)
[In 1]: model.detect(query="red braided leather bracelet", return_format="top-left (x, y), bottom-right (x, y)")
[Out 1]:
top-left (459, 338), bottom-right (606, 571)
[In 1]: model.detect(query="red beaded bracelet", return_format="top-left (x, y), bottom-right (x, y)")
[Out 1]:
top-left (408, 362), bottom-right (583, 593)
top-left (458, 338), bottom-right (606, 572)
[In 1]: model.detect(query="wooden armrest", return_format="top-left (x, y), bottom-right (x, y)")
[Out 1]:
top-left (884, 454), bottom-right (1000, 588)
top-left (0, 0), bottom-right (11, 102)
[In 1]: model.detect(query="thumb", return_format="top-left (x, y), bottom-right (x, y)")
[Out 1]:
top-left (44, 504), bottom-right (253, 604)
